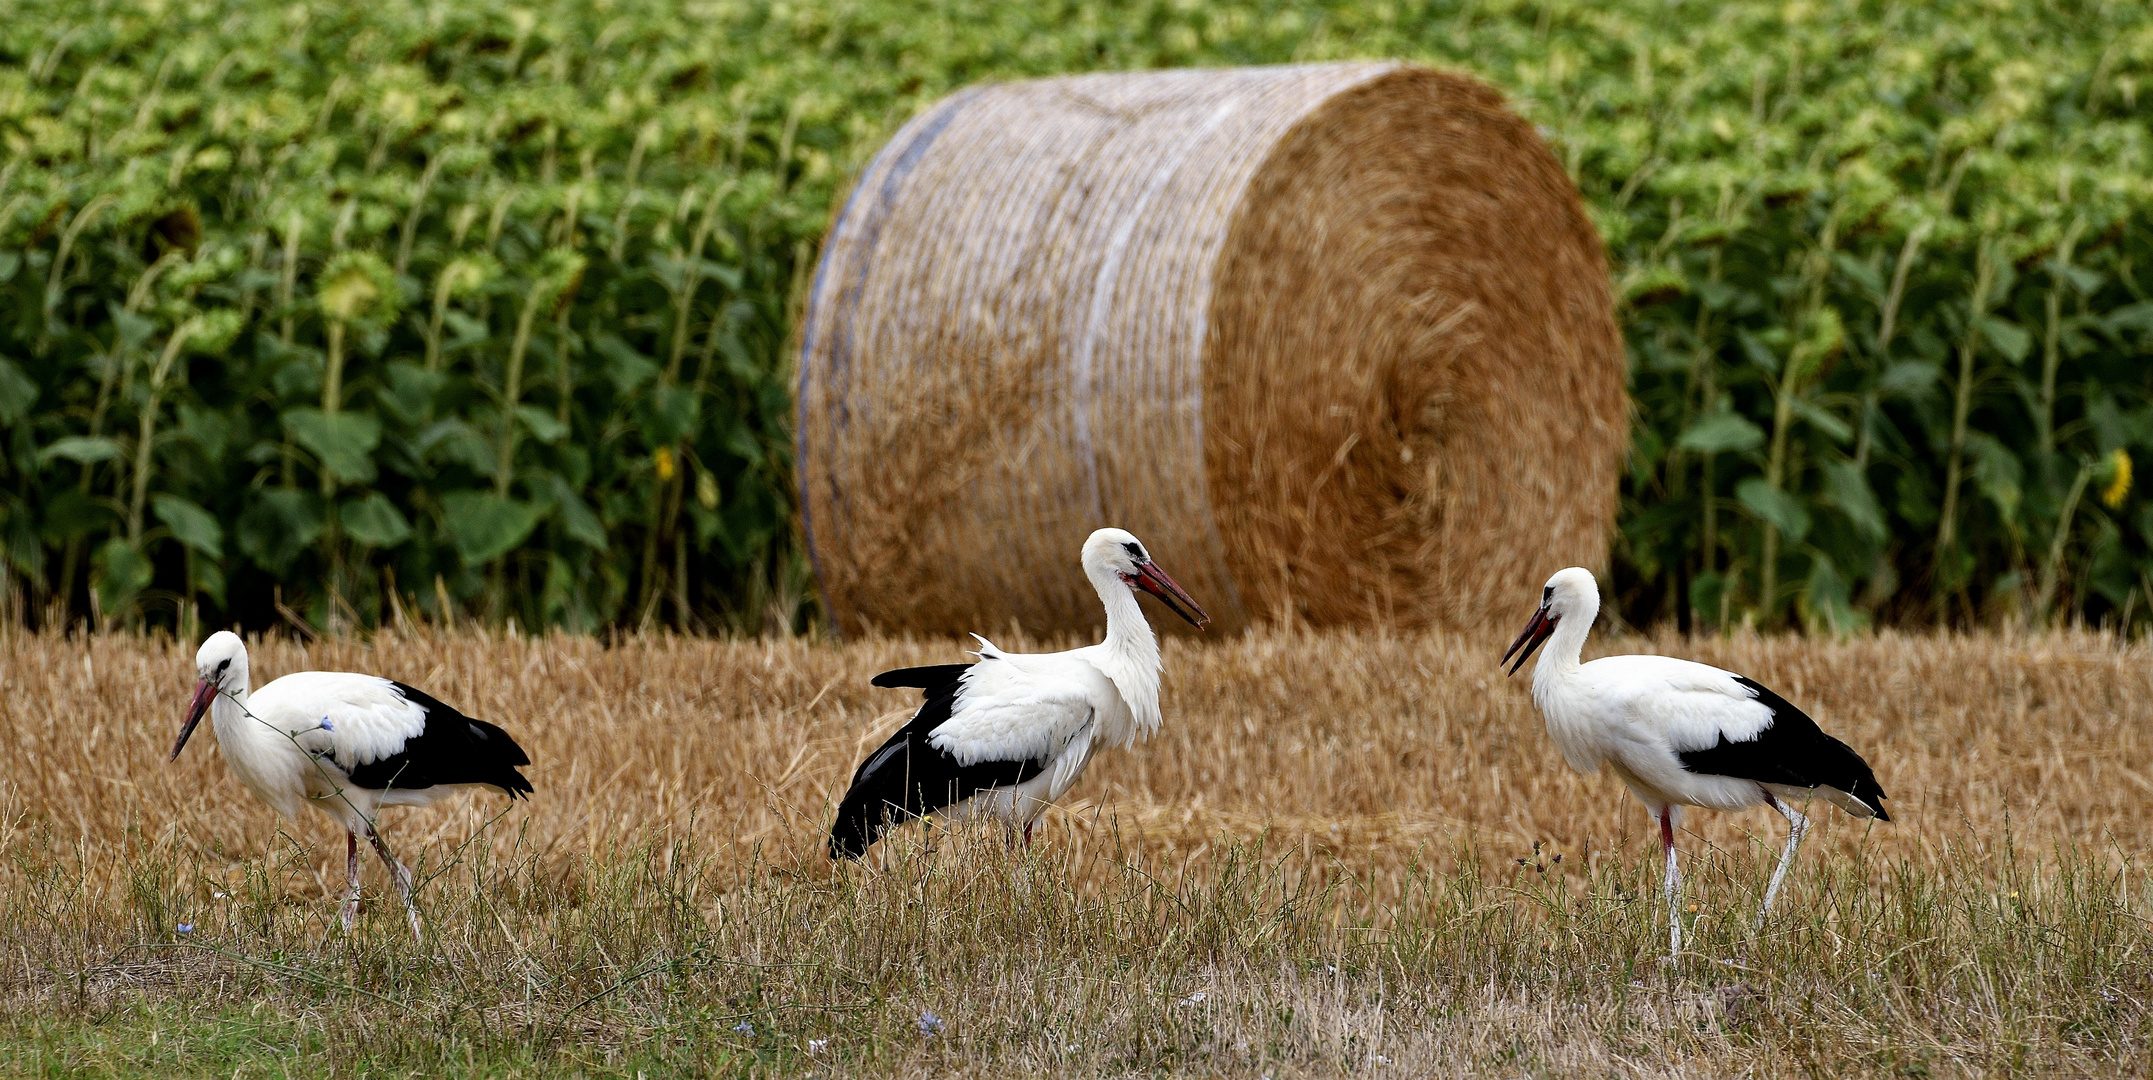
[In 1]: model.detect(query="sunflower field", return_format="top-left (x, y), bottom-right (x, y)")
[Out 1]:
top-left (2, 0), bottom-right (2149, 634)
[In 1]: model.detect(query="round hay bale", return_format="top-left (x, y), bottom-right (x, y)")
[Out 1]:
top-left (797, 62), bottom-right (1625, 637)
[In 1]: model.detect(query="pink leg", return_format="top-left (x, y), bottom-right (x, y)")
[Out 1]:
top-left (1757, 791), bottom-right (1809, 926)
top-left (1023, 820), bottom-right (1035, 847)
top-left (1660, 807), bottom-right (1682, 958)
top-left (366, 826), bottom-right (422, 939)
top-left (339, 831), bottom-right (361, 930)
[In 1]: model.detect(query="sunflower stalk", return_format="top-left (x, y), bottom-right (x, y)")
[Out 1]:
top-left (2031, 459), bottom-right (2093, 626)
top-left (2036, 218), bottom-right (2087, 458)
top-left (1758, 207), bottom-right (1842, 624)
top-left (125, 317), bottom-right (204, 546)
top-left (1934, 238), bottom-right (2000, 626)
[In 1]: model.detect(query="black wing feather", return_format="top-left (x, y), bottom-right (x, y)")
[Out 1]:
top-left (829, 663), bottom-right (1045, 859)
top-left (870, 664), bottom-right (974, 689)
top-left (1677, 676), bottom-right (1889, 820)
top-left (341, 682), bottom-right (535, 800)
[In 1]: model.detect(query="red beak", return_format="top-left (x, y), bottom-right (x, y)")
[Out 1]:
top-left (1501, 607), bottom-right (1558, 677)
top-left (1132, 561), bottom-right (1210, 630)
top-left (172, 678), bottom-right (215, 761)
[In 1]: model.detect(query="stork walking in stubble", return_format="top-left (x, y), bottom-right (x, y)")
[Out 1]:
top-left (1503, 568), bottom-right (1890, 958)
top-left (171, 632), bottom-right (535, 935)
top-left (829, 529), bottom-right (1209, 859)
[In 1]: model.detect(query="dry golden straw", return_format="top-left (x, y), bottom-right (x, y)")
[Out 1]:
top-left (2, 629), bottom-right (2146, 1074)
top-left (6, 627), bottom-right (2144, 896)
top-left (797, 63), bottom-right (1625, 637)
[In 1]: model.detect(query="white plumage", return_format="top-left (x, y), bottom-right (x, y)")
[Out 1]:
top-left (830, 528), bottom-right (1208, 858)
top-left (933, 636), bottom-right (1127, 809)
top-left (1505, 567), bottom-right (1889, 957)
top-left (212, 673), bottom-right (423, 817)
top-left (171, 632), bottom-right (534, 933)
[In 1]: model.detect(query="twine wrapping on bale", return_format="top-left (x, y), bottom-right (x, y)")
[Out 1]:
top-left (798, 62), bottom-right (1625, 638)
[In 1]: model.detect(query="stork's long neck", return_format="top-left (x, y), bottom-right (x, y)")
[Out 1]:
top-left (209, 660), bottom-right (257, 745)
top-left (1529, 601), bottom-right (1597, 689)
top-left (204, 652), bottom-right (310, 819)
top-left (1088, 563), bottom-right (1162, 735)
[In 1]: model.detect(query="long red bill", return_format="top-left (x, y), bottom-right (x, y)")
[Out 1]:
top-left (1134, 562), bottom-right (1211, 630)
top-left (171, 678), bottom-right (215, 761)
top-left (1501, 609), bottom-right (1557, 677)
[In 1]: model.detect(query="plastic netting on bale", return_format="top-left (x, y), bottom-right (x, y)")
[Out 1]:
top-left (798, 63), bottom-right (1625, 637)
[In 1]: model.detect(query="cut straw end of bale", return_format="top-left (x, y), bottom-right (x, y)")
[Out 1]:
top-left (798, 63), bottom-right (1624, 638)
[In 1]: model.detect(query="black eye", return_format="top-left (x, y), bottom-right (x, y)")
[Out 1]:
top-left (1542, 586), bottom-right (1553, 602)
top-left (217, 659), bottom-right (230, 672)
top-left (1122, 542), bottom-right (1144, 560)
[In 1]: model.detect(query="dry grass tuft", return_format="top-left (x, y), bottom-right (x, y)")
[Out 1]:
top-left (0, 626), bottom-right (2146, 1076)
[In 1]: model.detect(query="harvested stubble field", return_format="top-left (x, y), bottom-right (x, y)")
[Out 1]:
top-left (0, 627), bottom-right (2146, 1077)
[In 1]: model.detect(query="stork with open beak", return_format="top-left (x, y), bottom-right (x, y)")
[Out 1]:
top-left (172, 632), bottom-right (534, 934)
top-left (1505, 567), bottom-right (1890, 959)
top-left (829, 528), bottom-right (1209, 858)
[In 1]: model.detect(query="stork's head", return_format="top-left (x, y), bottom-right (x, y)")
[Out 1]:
top-left (1501, 567), bottom-right (1599, 676)
top-left (1083, 528), bottom-right (1210, 630)
top-left (172, 631), bottom-right (247, 761)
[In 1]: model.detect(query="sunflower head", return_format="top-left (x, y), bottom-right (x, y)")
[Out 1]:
top-left (2100, 448), bottom-right (2132, 509)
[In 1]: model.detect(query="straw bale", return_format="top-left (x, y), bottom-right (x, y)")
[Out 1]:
top-left (797, 63), bottom-right (1624, 637)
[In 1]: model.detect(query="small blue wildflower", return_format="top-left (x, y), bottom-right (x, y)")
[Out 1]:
top-left (175, 923), bottom-right (193, 934)
top-left (732, 1021), bottom-right (754, 1036)
top-left (917, 1010), bottom-right (944, 1037)
top-left (319, 717), bottom-right (335, 732)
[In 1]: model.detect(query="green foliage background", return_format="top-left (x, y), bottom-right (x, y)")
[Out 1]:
top-left (3, 0), bottom-right (2149, 634)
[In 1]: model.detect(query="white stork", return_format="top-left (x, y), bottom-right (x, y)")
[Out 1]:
top-left (829, 528), bottom-right (1209, 859)
top-left (170, 631), bottom-right (534, 934)
top-left (1503, 567), bottom-right (1889, 957)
